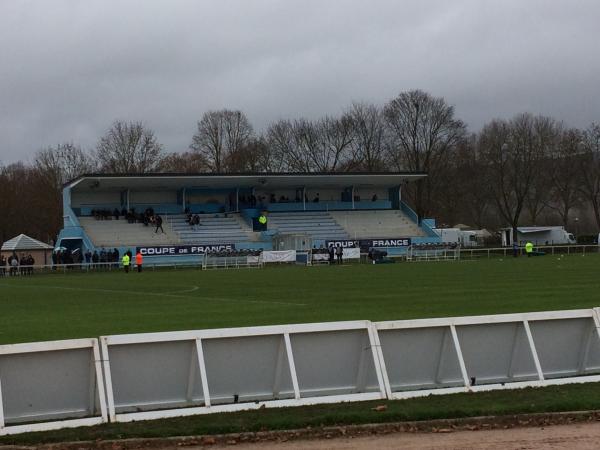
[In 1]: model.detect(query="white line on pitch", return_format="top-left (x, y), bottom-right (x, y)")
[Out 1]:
top-left (0, 284), bottom-right (307, 307)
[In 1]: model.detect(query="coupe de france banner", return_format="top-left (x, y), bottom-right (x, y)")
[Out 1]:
top-left (325, 238), bottom-right (412, 250)
top-left (137, 244), bottom-right (235, 256)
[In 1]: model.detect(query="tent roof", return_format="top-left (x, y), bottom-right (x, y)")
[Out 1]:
top-left (1, 234), bottom-right (53, 251)
top-left (516, 227), bottom-right (563, 234)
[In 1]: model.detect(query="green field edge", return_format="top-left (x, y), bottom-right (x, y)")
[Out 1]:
top-left (2, 383), bottom-right (600, 446)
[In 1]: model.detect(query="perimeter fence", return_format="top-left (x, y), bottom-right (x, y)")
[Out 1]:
top-left (1, 307), bottom-right (599, 435)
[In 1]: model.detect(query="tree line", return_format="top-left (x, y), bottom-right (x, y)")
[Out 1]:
top-left (2, 89), bottom-right (599, 245)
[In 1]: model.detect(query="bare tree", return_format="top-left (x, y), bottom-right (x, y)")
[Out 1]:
top-left (384, 90), bottom-right (466, 217)
top-left (461, 135), bottom-right (494, 229)
top-left (35, 143), bottom-right (94, 188)
top-left (266, 119), bottom-right (311, 172)
top-left (0, 163), bottom-right (62, 243)
top-left (545, 127), bottom-right (583, 227)
top-left (306, 115), bottom-right (354, 172)
top-left (348, 102), bottom-right (387, 171)
top-left (523, 117), bottom-right (558, 224)
top-left (578, 123), bottom-right (600, 229)
top-left (190, 110), bottom-right (253, 172)
top-left (290, 119), bottom-right (322, 172)
top-left (225, 137), bottom-right (273, 172)
top-left (479, 114), bottom-right (552, 242)
top-left (157, 151), bottom-right (210, 173)
top-left (96, 121), bottom-right (163, 173)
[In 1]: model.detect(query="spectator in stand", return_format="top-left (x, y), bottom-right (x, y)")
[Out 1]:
top-left (313, 193), bottom-right (320, 203)
top-left (372, 194), bottom-right (378, 201)
top-left (155, 215), bottom-right (164, 233)
top-left (92, 250), bottom-right (99, 267)
top-left (85, 249), bottom-right (92, 264)
top-left (113, 208), bottom-right (120, 220)
top-left (192, 215), bottom-right (201, 229)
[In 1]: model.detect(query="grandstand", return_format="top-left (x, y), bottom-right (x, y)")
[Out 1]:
top-left (330, 209), bottom-right (425, 239)
top-left (268, 211), bottom-right (349, 241)
top-left (168, 213), bottom-right (254, 244)
top-left (79, 216), bottom-right (180, 247)
top-left (57, 173), bottom-right (441, 261)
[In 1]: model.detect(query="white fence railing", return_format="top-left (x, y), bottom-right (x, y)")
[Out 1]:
top-left (2, 245), bottom-right (599, 277)
top-left (1, 307), bottom-right (599, 435)
top-left (457, 244), bottom-right (600, 259)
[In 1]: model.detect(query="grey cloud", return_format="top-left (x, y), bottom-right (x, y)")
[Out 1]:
top-left (1, 0), bottom-right (599, 163)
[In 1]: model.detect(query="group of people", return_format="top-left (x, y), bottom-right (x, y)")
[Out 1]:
top-left (127, 208), bottom-right (164, 233)
top-left (327, 244), bottom-right (344, 264)
top-left (0, 252), bottom-right (35, 276)
top-left (91, 207), bottom-right (164, 233)
top-left (121, 250), bottom-right (143, 273)
top-left (186, 213), bottom-right (202, 228)
top-left (82, 248), bottom-right (121, 267)
top-left (513, 241), bottom-right (536, 257)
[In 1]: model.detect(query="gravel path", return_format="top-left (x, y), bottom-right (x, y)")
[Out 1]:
top-left (193, 421), bottom-right (600, 450)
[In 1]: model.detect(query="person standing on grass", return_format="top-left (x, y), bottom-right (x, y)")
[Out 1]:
top-left (525, 241), bottom-right (534, 257)
top-left (336, 245), bottom-right (343, 264)
top-left (122, 252), bottom-right (130, 273)
top-left (328, 244), bottom-right (335, 264)
top-left (512, 241), bottom-right (519, 257)
top-left (136, 251), bottom-right (143, 273)
top-left (9, 253), bottom-right (18, 276)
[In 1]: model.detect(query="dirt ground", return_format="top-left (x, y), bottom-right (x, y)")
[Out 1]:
top-left (189, 421), bottom-right (600, 450)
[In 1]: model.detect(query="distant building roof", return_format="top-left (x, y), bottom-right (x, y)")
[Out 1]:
top-left (1, 234), bottom-right (53, 251)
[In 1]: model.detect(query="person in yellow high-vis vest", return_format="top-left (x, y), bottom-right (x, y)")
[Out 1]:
top-left (122, 253), bottom-right (130, 273)
top-left (525, 241), bottom-right (534, 258)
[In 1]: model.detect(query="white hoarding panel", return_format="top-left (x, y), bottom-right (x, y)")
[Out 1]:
top-left (0, 339), bottom-right (106, 436)
top-left (456, 322), bottom-right (538, 385)
top-left (202, 334), bottom-right (295, 405)
top-left (377, 327), bottom-right (463, 392)
top-left (290, 329), bottom-right (380, 397)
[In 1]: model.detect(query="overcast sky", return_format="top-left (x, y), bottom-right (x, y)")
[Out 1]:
top-left (1, 0), bottom-right (599, 163)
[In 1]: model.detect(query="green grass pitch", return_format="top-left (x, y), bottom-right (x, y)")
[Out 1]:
top-left (1, 254), bottom-right (598, 344)
top-left (1, 254), bottom-right (600, 445)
